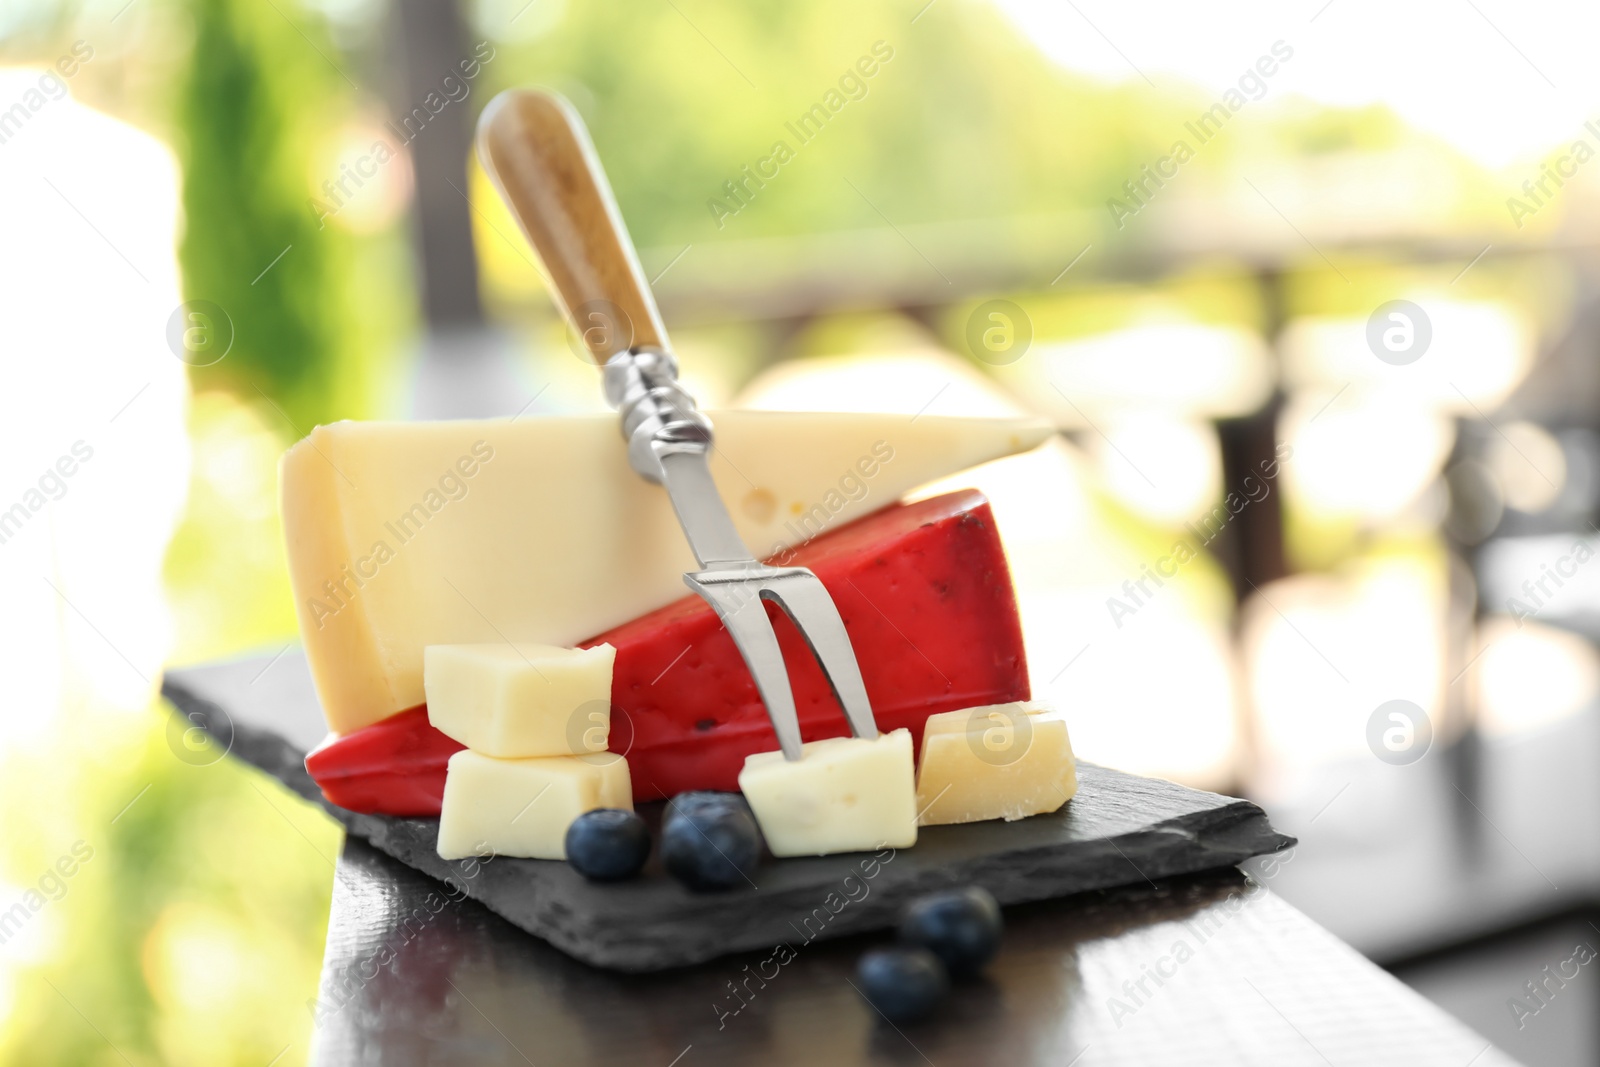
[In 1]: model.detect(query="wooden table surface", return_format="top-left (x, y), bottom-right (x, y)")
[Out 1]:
top-left (309, 836), bottom-right (1517, 1066)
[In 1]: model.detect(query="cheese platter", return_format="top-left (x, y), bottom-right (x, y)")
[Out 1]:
top-left (162, 652), bottom-right (1293, 972)
top-left (162, 88), bottom-right (1294, 988)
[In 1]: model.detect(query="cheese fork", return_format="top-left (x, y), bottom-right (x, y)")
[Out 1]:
top-left (476, 89), bottom-right (878, 760)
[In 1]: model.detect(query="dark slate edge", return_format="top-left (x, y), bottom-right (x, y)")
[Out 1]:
top-left (551, 802), bottom-right (1294, 971)
top-left (161, 676), bottom-right (1295, 973)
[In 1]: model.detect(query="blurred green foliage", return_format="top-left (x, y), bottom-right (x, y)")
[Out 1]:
top-left (0, 695), bottom-right (338, 1066)
top-left (481, 0), bottom-right (1506, 255)
top-left (174, 0), bottom-right (404, 431)
top-left (493, 0), bottom-right (1185, 246)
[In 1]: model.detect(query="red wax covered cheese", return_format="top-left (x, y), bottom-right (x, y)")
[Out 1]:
top-left (596, 489), bottom-right (1029, 799)
top-left (305, 707), bottom-right (462, 817)
top-left (304, 489), bottom-right (1029, 812)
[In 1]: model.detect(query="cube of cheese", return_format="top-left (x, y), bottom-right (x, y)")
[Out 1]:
top-left (738, 729), bottom-right (916, 857)
top-left (424, 643), bottom-right (615, 759)
top-left (436, 749), bottom-right (631, 860)
top-left (915, 702), bottom-right (1076, 826)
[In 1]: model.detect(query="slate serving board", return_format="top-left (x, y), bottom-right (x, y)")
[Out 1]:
top-left (161, 652), bottom-right (1294, 972)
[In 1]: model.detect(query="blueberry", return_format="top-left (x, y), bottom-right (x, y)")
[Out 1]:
top-left (855, 947), bottom-right (949, 1023)
top-left (665, 790), bottom-right (745, 821)
top-left (661, 793), bottom-right (761, 891)
top-left (898, 886), bottom-right (1003, 978)
top-left (564, 809), bottom-right (650, 882)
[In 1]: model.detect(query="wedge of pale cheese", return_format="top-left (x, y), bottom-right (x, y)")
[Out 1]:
top-left (282, 411), bottom-right (1052, 733)
top-left (436, 749), bottom-right (632, 861)
top-left (914, 702), bottom-right (1076, 825)
top-left (424, 642), bottom-right (615, 758)
top-left (739, 729), bottom-right (917, 856)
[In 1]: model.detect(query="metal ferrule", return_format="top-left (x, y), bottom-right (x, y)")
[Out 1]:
top-left (603, 347), bottom-right (713, 484)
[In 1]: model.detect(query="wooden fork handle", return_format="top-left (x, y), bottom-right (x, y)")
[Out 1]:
top-left (476, 89), bottom-right (667, 362)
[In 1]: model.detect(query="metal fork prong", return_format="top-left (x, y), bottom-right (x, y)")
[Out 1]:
top-left (763, 572), bottom-right (879, 742)
top-left (684, 574), bottom-right (805, 761)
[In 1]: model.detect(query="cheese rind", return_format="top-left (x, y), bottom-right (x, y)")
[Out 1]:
top-left (436, 749), bottom-right (632, 861)
top-left (914, 702), bottom-right (1076, 826)
top-left (738, 730), bottom-right (917, 857)
top-left (423, 643), bottom-right (614, 758)
top-left (590, 490), bottom-right (1031, 801)
top-left (304, 707), bottom-right (462, 817)
top-left (281, 411), bottom-right (1052, 734)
